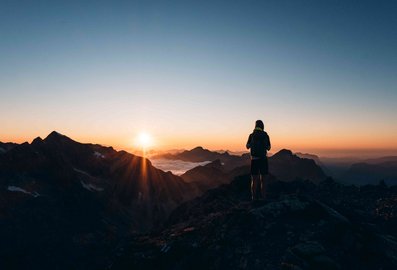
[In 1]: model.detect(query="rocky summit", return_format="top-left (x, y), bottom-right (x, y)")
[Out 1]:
top-left (111, 176), bottom-right (397, 270)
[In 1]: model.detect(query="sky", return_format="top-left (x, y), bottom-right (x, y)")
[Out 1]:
top-left (1, 0), bottom-right (396, 157)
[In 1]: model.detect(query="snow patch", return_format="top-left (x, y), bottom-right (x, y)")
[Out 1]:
top-left (7, 186), bottom-right (40, 197)
top-left (74, 168), bottom-right (104, 192)
top-left (93, 151), bottom-right (105, 159)
top-left (161, 243), bottom-right (171, 253)
top-left (73, 168), bottom-right (92, 177)
top-left (80, 181), bottom-right (104, 192)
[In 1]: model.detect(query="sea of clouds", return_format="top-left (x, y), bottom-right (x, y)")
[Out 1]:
top-left (150, 159), bottom-right (211, 175)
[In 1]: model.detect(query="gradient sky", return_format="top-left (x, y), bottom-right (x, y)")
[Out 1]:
top-left (1, 0), bottom-right (396, 156)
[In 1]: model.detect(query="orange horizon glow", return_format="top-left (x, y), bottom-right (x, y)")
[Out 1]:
top-left (1, 128), bottom-right (396, 158)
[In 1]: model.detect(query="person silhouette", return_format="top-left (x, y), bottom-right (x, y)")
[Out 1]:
top-left (246, 120), bottom-right (271, 200)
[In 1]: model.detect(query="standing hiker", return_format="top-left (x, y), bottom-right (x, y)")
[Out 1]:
top-left (246, 120), bottom-right (271, 200)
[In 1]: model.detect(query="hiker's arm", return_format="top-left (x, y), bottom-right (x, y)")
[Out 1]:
top-left (266, 134), bottom-right (271, 151)
top-left (246, 134), bottom-right (252, 149)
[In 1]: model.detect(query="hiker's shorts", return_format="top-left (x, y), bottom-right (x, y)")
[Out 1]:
top-left (251, 157), bottom-right (268, 176)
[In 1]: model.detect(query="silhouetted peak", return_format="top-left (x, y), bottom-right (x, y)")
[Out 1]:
top-left (44, 131), bottom-right (71, 142)
top-left (20, 142), bottom-right (30, 147)
top-left (191, 146), bottom-right (205, 151)
top-left (31, 137), bottom-right (43, 145)
top-left (273, 149), bottom-right (293, 158)
top-left (47, 130), bottom-right (63, 137)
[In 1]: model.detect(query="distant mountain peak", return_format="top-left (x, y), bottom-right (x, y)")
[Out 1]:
top-left (31, 136), bottom-right (43, 145)
top-left (273, 149), bottom-right (293, 157)
top-left (44, 131), bottom-right (72, 142)
top-left (191, 146), bottom-right (205, 151)
top-left (47, 130), bottom-right (64, 137)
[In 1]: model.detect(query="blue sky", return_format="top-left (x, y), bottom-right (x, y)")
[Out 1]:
top-left (1, 0), bottom-right (396, 155)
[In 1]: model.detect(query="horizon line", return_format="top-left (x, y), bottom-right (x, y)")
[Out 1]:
top-left (2, 130), bottom-right (397, 159)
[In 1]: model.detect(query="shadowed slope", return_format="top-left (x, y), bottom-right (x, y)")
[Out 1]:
top-left (0, 131), bottom-right (199, 269)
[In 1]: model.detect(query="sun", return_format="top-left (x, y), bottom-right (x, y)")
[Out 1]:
top-left (135, 132), bottom-right (153, 149)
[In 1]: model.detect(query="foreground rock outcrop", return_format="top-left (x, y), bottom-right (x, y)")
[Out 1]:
top-left (111, 176), bottom-right (397, 270)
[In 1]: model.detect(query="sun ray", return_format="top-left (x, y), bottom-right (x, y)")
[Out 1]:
top-left (135, 132), bottom-right (154, 157)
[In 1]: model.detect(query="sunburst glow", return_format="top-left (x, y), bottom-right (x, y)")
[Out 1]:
top-left (135, 132), bottom-right (153, 149)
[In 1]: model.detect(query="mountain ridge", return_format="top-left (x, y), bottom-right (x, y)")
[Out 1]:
top-left (0, 131), bottom-right (202, 269)
top-left (179, 148), bottom-right (327, 192)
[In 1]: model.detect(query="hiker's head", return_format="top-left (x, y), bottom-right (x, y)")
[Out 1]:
top-left (255, 120), bottom-right (264, 130)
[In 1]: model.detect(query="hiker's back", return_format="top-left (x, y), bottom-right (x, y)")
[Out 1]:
top-left (250, 130), bottom-right (270, 158)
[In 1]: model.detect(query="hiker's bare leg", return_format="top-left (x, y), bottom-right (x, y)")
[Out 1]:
top-left (260, 174), bottom-right (266, 199)
top-left (251, 175), bottom-right (260, 200)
